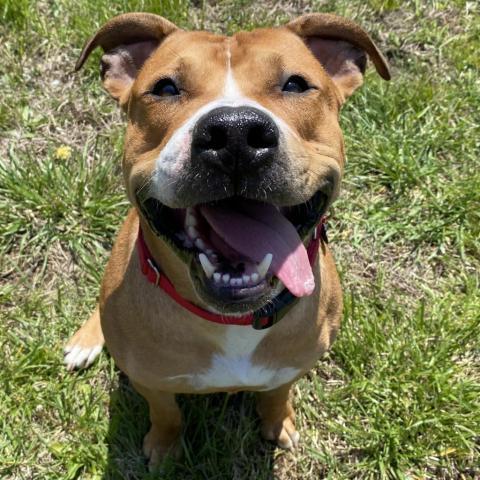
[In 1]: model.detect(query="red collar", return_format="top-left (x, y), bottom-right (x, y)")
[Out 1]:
top-left (137, 219), bottom-right (326, 330)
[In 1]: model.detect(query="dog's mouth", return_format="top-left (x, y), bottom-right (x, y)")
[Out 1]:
top-left (138, 192), bottom-right (327, 312)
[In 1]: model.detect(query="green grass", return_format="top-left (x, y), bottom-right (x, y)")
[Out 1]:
top-left (1, 0), bottom-right (479, 478)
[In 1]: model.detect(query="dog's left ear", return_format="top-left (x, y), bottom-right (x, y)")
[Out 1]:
top-left (75, 13), bottom-right (178, 106)
top-left (286, 13), bottom-right (390, 100)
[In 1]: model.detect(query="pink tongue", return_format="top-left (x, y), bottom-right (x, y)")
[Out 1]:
top-left (200, 201), bottom-right (315, 297)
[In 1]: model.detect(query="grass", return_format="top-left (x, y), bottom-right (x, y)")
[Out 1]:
top-left (0, 0), bottom-right (479, 478)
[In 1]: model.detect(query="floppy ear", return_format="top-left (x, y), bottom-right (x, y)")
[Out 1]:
top-left (286, 13), bottom-right (390, 100)
top-left (75, 13), bottom-right (178, 106)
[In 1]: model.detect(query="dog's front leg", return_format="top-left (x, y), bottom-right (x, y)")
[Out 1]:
top-left (132, 382), bottom-right (183, 469)
top-left (256, 383), bottom-right (300, 449)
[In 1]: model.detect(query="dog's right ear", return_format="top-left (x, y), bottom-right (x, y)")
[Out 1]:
top-left (286, 14), bottom-right (390, 101)
top-left (75, 13), bottom-right (178, 106)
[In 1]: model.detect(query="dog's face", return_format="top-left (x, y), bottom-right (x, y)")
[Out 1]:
top-left (77, 13), bottom-right (389, 313)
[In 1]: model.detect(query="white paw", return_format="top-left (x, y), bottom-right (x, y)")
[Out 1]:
top-left (63, 344), bottom-right (102, 371)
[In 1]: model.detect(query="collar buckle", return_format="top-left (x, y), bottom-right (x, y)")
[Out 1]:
top-left (147, 258), bottom-right (161, 286)
top-left (252, 314), bottom-right (275, 330)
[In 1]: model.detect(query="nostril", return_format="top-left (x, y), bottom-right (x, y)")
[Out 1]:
top-left (247, 124), bottom-right (278, 149)
top-left (205, 126), bottom-right (228, 151)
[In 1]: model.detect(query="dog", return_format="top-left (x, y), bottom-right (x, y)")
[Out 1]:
top-left (64, 12), bottom-right (390, 467)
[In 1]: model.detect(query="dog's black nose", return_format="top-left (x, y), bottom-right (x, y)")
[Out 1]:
top-left (191, 106), bottom-right (279, 175)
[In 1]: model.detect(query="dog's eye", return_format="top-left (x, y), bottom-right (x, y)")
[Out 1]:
top-left (151, 78), bottom-right (180, 97)
top-left (282, 75), bottom-right (310, 93)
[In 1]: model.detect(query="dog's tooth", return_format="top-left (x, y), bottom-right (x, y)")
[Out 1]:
top-left (242, 274), bottom-right (250, 284)
top-left (257, 253), bottom-right (273, 278)
top-left (187, 226), bottom-right (198, 239)
top-left (229, 278), bottom-right (236, 286)
top-left (213, 272), bottom-right (221, 283)
top-left (185, 207), bottom-right (196, 226)
top-left (222, 274), bottom-right (230, 284)
top-left (199, 253), bottom-right (215, 278)
top-left (251, 272), bottom-right (259, 284)
top-left (195, 238), bottom-right (206, 250)
top-left (185, 210), bottom-right (197, 227)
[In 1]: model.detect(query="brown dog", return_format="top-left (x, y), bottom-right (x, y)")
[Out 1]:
top-left (64, 12), bottom-right (390, 467)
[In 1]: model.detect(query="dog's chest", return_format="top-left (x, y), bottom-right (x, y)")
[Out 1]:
top-left (168, 325), bottom-right (300, 391)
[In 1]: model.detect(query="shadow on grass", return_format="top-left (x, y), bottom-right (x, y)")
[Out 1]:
top-left (103, 372), bottom-right (276, 479)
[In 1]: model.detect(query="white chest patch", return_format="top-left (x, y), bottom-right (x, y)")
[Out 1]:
top-left (167, 325), bottom-right (300, 391)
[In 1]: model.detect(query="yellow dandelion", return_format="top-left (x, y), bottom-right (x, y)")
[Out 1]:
top-left (55, 145), bottom-right (72, 160)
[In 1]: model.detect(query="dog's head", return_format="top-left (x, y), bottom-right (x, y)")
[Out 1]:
top-left (77, 13), bottom-right (390, 314)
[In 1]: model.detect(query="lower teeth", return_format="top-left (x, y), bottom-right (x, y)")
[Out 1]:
top-left (198, 250), bottom-right (272, 287)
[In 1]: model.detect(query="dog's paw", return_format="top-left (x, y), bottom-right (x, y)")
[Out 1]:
top-left (64, 309), bottom-right (104, 371)
top-left (64, 343), bottom-right (103, 371)
top-left (143, 426), bottom-right (182, 470)
top-left (261, 415), bottom-right (300, 450)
